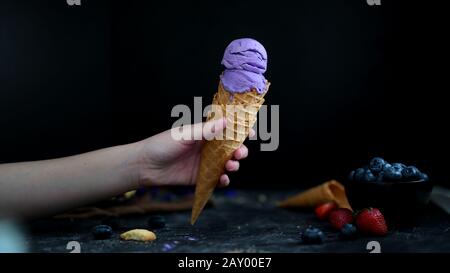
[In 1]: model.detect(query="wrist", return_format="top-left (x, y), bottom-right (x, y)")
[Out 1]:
top-left (130, 139), bottom-right (155, 187)
top-left (118, 141), bottom-right (146, 190)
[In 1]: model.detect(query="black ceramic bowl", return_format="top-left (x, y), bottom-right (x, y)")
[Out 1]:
top-left (345, 179), bottom-right (433, 224)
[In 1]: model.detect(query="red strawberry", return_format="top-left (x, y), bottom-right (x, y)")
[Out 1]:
top-left (315, 202), bottom-right (338, 220)
top-left (329, 208), bottom-right (354, 230)
top-left (355, 208), bottom-right (388, 236)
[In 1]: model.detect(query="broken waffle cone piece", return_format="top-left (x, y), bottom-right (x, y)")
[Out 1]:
top-left (190, 81), bottom-right (270, 225)
top-left (120, 229), bottom-right (156, 242)
top-left (278, 180), bottom-right (352, 210)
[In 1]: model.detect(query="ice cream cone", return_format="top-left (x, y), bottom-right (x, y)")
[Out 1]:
top-left (278, 180), bottom-right (352, 210)
top-left (190, 81), bottom-right (270, 224)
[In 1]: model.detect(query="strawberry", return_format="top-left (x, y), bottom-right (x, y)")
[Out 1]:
top-left (315, 202), bottom-right (338, 220)
top-left (355, 208), bottom-right (388, 236)
top-left (329, 208), bottom-right (354, 230)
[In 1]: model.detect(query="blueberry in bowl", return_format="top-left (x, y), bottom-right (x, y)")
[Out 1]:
top-left (346, 157), bottom-right (433, 224)
top-left (369, 157), bottom-right (385, 174)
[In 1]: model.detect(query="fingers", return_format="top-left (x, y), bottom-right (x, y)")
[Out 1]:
top-left (178, 119), bottom-right (251, 143)
top-left (233, 145), bottom-right (249, 160)
top-left (203, 122), bottom-right (250, 188)
top-left (218, 146), bottom-right (247, 188)
top-left (217, 144), bottom-right (249, 187)
top-left (218, 174), bottom-right (230, 187)
top-left (225, 160), bottom-right (240, 172)
top-left (178, 118), bottom-right (226, 142)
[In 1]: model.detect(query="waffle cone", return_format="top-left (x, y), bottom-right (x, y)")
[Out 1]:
top-left (278, 180), bottom-right (352, 210)
top-left (190, 81), bottom-right (270, 224)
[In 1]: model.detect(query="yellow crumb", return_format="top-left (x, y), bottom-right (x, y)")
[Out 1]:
top-left (124, 190), bottom-right (136, 199)
top-left (120, 229), bottom-right (156, 242)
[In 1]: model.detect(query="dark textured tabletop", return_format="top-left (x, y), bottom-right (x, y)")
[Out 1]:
top-left (26, 190), bottom-right (450, 253)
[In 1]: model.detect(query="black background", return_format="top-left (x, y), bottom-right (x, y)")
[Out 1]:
top-left (0, 0), bottom-right (448, 188)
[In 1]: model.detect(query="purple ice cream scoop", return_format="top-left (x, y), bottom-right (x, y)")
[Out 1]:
top-left (220, 38), bottom-right (268, 94)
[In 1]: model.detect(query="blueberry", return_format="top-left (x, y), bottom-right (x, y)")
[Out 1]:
top-left (392, 163), bottom-right (406, 171)
top-left (369, 157), bottom-right (386, 174)
top-left (420, 172), bottom-right (429, 181)
top-left (384, 166), bottom-right (403, 181)
top-left (301, 226), bottom-right (325, 244)
top-left (401, 166), bottom-right (421, 181)
top-left (92, 225), bottom-right (113, 240)
top-left (354, 168), bottom-right (366, 182)
top-left (348, 170), bottom-right (355, 181)
top-left (363, 169), bottom-right (376, 182)
top-left (147, 215), bottom-right (166, 229)
top-left (340, 223), bottom-right (358, 240)
top-left (382, 163), bottom-right (392, 172)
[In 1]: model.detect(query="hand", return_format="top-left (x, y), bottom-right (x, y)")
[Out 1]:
top-left (136, 118), bottom-right (254, 187)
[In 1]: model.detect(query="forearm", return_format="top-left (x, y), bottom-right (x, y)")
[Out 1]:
top-left (0, 142), bottom-right (143, 219)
